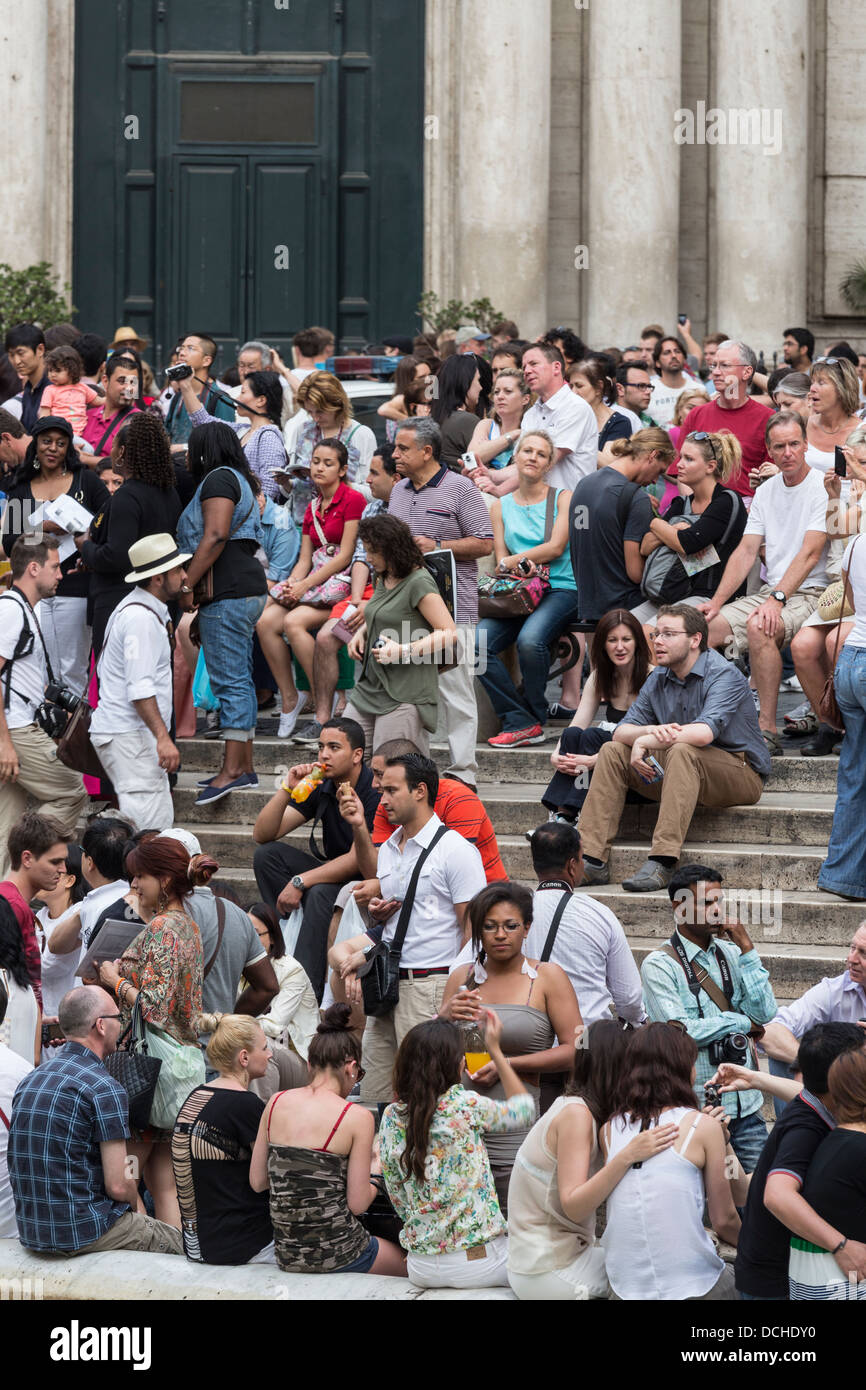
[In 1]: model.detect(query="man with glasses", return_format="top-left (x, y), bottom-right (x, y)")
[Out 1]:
top-left (699, 412), bottom-right (829, 755)
top-left (680, 339), bottom-right (773, 497)
top-left (7, 985), bottom-right (183, 1255)
top-left (579, 604), bottom-right (770, 892)
top-left (614, 362), bottom-right (657, 431)
top-left (164, 332), bottom-right (235, 451)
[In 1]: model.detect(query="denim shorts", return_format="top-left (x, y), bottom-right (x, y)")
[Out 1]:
top-left (336, 1236), bottom-right (378, 1274)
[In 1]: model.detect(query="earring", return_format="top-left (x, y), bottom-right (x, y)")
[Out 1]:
top-left (33, 459), bottom-right (40, 473)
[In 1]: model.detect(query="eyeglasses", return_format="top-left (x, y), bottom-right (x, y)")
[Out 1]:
top-left (688, 431), bottom-right (719, 466)
top-left (352, 1061), bottom-right (366, 1082)
top-left (813, 357), bottom-right (839, 367)
top-left (94, 1014), bottom-right (122, 1024)
top-left (480, 920), bottom-right (525, 934)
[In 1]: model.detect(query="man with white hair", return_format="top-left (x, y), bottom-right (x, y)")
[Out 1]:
top-left (231, 340), bottom-right (294, 426)
top-left (90, 534), bottom-right (191, 830)
top-left (8, 984), bottom-right (183, 1254)
top-left (680, 339), bottom-right (773, 498)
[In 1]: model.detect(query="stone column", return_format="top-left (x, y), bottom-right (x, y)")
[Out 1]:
top-left (0, 0), bottom-right (75, 284)
top-left (709, 0), bottom-right (809, 358)
top-left (424, 0), bottom-right (552, 341)
top-left (583, 0), bottom-right (682, 348)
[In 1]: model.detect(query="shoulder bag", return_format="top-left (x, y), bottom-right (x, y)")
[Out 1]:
top-left (819, 536), bottom-right (859, 732)
top-left (357, 825), bottom-right (449, 1017)
top-left (640, 490), bottom-right (741, 604)
top-left (104, 994), bottom-right (162, 1130)
top-left (478, 488), bottom-right (556, 619)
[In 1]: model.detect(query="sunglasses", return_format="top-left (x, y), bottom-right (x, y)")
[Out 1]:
top-left (688, 431), bottom-right (719, 466)
top-left (812, 357), bottom-right (840, 367)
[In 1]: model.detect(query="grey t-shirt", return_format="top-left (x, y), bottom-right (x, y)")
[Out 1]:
top-left (569, 467), bottom-right (653, 621)
top-left (190, 887), bottom-right (267, 1017)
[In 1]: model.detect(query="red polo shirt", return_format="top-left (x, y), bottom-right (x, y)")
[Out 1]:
top-left (302, 484), bottom-right (366, 546)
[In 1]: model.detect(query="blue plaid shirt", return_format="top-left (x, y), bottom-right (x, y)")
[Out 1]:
top-left (8, 1041), bottom-right (130, 1252)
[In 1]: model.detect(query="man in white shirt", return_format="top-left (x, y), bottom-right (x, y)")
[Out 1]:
top-left (90, 534), bottom-right (191, 830)
top-left (521, 344), bottom-right (598, 488)
top-left (648, 335), bottom-right (694, 428)
top-left (0, 538), bottom-right (88, 878)
top-left (526, 822), bottom-right (645, 1025)
top-left (699, 412), bottom-right (829, 752)
top-left (0, 978), bottom-right (32, 1238)
top-left (357, 754), bottom-right (486, 1102)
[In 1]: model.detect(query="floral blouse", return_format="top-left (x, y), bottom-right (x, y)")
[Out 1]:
top-left (119, 908), bottom-right (203, 1046)
top-left (379, 1084), bottom-right (536, 1255)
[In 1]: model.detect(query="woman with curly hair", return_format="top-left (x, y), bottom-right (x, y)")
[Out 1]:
top-left (76, 410), bottom-right (181, 655)
top-left (344, 513), bottom-right (456, 753)
top-left (2, 415), bottom-right (109, 691)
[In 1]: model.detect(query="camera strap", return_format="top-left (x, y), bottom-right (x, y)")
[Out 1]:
top-left (662, 933), bottom-right (734, 1019)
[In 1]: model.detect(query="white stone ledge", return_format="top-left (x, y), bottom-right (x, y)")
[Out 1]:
top-left (0, 1239), bottom-right (515, 1301)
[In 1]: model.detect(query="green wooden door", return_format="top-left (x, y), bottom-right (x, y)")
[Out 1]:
top-left (73, 0), bottom-right (425, 368)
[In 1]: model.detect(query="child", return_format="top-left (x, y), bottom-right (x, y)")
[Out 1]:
top-left (39, 346), bottom-right (101, 434)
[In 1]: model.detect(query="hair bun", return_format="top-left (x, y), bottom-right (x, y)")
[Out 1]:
top-left (188, 853), bottom-right (220, 887)
top-left (316, 1002), bottom-right (353, 1034)
top-left (196, 1011), bottom-right (223, 1035)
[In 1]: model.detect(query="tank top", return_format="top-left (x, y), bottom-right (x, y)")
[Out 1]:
top-left (507, 1095), bottom-right (598, 1276)
top-left (603, 1107), bottom-right (724, 1300)
top-left (266, 1097), bottom-right (369, 1273)
top-left (500, 490), bottom-right (575, 590)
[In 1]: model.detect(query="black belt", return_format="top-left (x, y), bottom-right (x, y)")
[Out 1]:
top-left (397, 967), bottom-right (450, 980)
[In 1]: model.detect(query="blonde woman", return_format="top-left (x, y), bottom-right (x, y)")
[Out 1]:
top-left (171, 1013), bottom-right (276, 1265)
top-left (467, 368), bottom-right (532, 484)
top-left (284, 370), bottom-right (376, 526)
top-left (805, 357), bottom-right (862, 476)
top-left (476, 430), bottom-right (578, 748)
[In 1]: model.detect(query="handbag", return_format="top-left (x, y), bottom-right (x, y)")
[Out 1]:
top-left (816, 578), bottom-right (855, 624)
top-left (192, 492), bottom-right (255, 608)
top-left (819, 537), bottom-right (859, 732)
top-left (640, 490), bottom-right (741, 604)
top-left (302, 499), bottom-right (352, 608)
top-left (145, 1023), bottom-right (207, 1131)
top-left (478, 488), bottom-right (556, 619)
top-left (104, 995), bottom-right (162, 1130)
top-left (357, 824), bottom-right (449, 1017)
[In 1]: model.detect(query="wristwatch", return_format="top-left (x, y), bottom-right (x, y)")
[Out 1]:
top-left (291, 875), bottom-right (305, 892)
top-left (769, 589), bottom-right (786, 604)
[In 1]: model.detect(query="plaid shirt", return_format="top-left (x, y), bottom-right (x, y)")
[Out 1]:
top-left (8, 1041), bottom-right (130, 1251)
top-left (641, 930), bottom-right (777, 1121)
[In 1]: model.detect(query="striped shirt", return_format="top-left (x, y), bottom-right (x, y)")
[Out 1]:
top-left (387, 467), bottom-right (493, 624)
top-left (372, 776), bottom-right (506, 882)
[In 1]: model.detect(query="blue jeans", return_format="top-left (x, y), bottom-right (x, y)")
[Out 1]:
top-left (818, 645), bottom-right (866, 897)
top-left (198, 594), bottom-right (267, 737)
top-left (477, 589), bottom-right (580, 731)
top-left (728, 1110), bottom-right (769, 1174)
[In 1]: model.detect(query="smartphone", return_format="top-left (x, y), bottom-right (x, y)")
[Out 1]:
top-left (460, 451), bottom-right (479, 473)
top-left (331, 604), bottom-right (358, 645)
top-left (835, 446), bottom-right (848, 479)
top-left (41, 1020), bottom-right (65, 1045)
top-left (517, 558), bottom-right (533, 576)
top-left (678, 314), bottom-right (688, 326)
top-left (646, 755), bottom-right (665, 780)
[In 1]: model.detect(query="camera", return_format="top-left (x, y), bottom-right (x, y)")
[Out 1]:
top-left (708, 1032), bottom-right (750, 1068)
top-left (517, 558), bottom-right (533, 576)
top-left (703, 1082), bottom-right (722, 1108)
top-left (165, 363), bottom-right (194, 383)
top-left (35, 682), bottom-right (80, 740)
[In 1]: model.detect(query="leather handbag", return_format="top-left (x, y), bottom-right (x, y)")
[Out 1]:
top-left (357, 825), bottom-right (448, 1017)
top-left (104, 995), bottom-right (162, 1130)
top-left (819, 537), bottom-right (859, 733)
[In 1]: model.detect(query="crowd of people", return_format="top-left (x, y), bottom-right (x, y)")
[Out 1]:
top-left (1, 314), bottom-right (866, 1300)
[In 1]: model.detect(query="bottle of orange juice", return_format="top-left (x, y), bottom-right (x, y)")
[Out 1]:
top-left (290, 765), bottom-right (325, 804)
top-left (462, 1018), bottom-right (491, 1076)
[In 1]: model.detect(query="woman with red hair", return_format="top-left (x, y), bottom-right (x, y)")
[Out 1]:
top-left (97, 836), bottom-right (216, 1227)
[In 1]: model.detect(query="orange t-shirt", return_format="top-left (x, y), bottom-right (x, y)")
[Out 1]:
top-left (372, 776), bottom-right (506, 882)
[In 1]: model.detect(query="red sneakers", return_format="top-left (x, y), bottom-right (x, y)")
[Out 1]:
top-left (488, 725), bottom-right (546, 748)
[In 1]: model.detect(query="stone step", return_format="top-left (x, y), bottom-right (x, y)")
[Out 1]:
top-left (585, 887), bottom-right (858, 945)
top-left (172, 776), bottom-right (836, 846)
top-left (177, 736), bottom-right (840, 794)
top-left (627, 937), bottom-right (844, 997)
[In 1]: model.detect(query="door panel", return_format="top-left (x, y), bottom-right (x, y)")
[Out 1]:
top-left (174, 160), bottom-right (246, 356)
top-left (249, 161), bottom-right (322, 341)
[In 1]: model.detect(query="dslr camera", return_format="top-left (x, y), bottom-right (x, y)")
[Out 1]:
top-left (35, 682), bottom-right (80, 740)
top-left (708, 1032), bottom-right (750, 1068)
top-left (165, 363), bottom-right (194, 383)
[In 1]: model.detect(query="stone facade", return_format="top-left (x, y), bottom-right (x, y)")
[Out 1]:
top-left (2, 0), bottom-right (865, 358)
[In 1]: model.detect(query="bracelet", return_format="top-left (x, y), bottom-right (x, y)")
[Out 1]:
top-left (280, 779), bottom-right (293, 794)
top-left (832, 1236), bottom-right (848, 1255)
top-left (114, 978), bottom-right (126, 1000)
